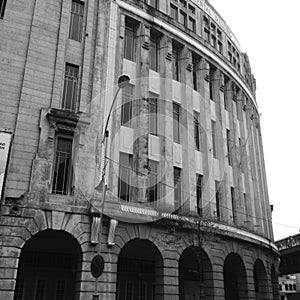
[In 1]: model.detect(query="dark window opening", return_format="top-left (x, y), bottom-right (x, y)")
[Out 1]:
top-left (194, 111), bottom-right (201, 151)
top-left (172, 47), bottom-right (180, 81)
top-left (174, 167), bottom-right (182, 209)
top-left (124, 21), bottom-right (137, 61)
top-left (147, 160), bottom-right (159, 204)
top-left (215, 181), bottom-right (220, 218)
top-left (62, 63), bottom-right (79, 112)
top-left (118, 153), bottom-right (134, 202)
top-left (148, 96), bottom-right (158, 135)
top-left (69, 1), bottom-right (84, 42)
top-left (52, 137), bottom-right (73, 195)
top-left (150, 35), bottom-right (160, 72)
top-left (196, 174), bottom-right (203, 216)
top-left (211, 120), bottom-right (217, 158)
top-left (173, 102), bottom-right (181, 143)
top-left (121, 85), bottom-right (134, 127)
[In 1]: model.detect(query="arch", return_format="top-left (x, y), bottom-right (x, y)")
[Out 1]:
top-left (223, 253), bottom-right (248, 300)
top-left (116, 238), bottom-right (163, 300)
top-left (14, 230), bottom-right (82, 300)
top-left (253, 259), bottom-right (269, 300)
top-left (179, 246), bottom-right (213, 300)
top-left (271, 264), bottom-right (279, 300)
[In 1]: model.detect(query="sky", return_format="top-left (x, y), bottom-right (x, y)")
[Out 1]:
top-left (209, 0), bottom-right (300, 241)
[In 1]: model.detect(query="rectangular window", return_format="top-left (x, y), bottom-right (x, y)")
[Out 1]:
top-left (52, 137), bottom-right (73, 195)
top-left (204, 28), bottom-right (210, 42)
top-left (118, 153), bottom-right (134, 202)
top-left (173, 103), bottom-right (181, 143)
top-left (239, 138), bottom-right (244, 173)
top-left (55, 280), bottom-right (65, 300)
top-left (0, 0), bottom-right (7, 19)
top-left (121, 85), bottom-right (134, 127)
top-left (209, 65), bottom-right (215, 101)
top-left (211, 120), bottom-right (217, 158)
top-left (179, 10), bottom-right (187, 26)
top-left (231, 187), bottom-right (236, 223)
top-left (147, 160), bottom-right (159, 204)
top-left (148, 95), bottom-right (158, 135)
top-left (170, 4), bottom-right (178, 20)
top-left (188, 4), bottom-right (195, 14)
top-left (124, 23), bottom-right (136, 61)
top-left (149, 35), bottom-right (160, 72)
top-left (62, 63), bottom-right (79, 112)
top-left (215, 181), bottom-right (220, 218)
top-left (69, 1), bottom-right (84, 42)
top-left (172, 48), bottom-right (180, 81)
top-left (125, 282), bottom-right (134, 300)
top-left (211, 34), bottom-right (216, 48)
top-left (194, 111), bottom-right (201, 151)
top-left (35, 280), bottom-right (46, 300)
top-left (196, 174), bottom-right (203, 216)
top-left (226, 129), bottom-right (232, 166)
top-left (149, 0), bottom-right (158, 9)
top-left (188, 17), bottom-right (196, 32)
top-left (174, 167), bottom-right (182, 209)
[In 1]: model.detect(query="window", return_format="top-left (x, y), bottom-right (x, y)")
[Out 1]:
top-left (179, 10), bottom-right (187, 26)
top-left (149, 35), bottom-right (160, 72)
top-left (147, 160), bottom-right (159, 203)
top-left (188, 4), bottom-right (195, 14)
top-left (170, 4), bottom-right (178, 20)
top-left (194, 111), bottom-right (201, 151)
top-left (224, 77), bottom-right (229, 110)
top-left (209, 65), bottom-right (215, 100)
top-left (188, 17), bottom-right (196, 32)
top-left (148, 95), bottom-right (158, 135)
top-left (172, 47), bottom-right (180, 81)
top-left (35, 280), bottom-right (46, 300)
top-left (52, 137), bottom-right (73, 195)
top-left (149, 0), bottom-right (158, 9)
top-left (174, 167), bottom-right (182, 209)
top-left (231, 187), bottom-right (236, 223)
top-left (211, 120), bottom-right (217, 158)
top-left (211, 34), bottom-right (216, 48)
top-left (118, 153), bottom-right (134, 202)
top-left (192, 56), bottom-right (198, 91)
top-left (124, 22), bottom-right (136, 61)
top-left (62, 63), bottom-right (79, 112)
top-left (196, 174), bottom-right (203, 216)
top-left (121, 85), bottom-right (134, 127)
top-left (179, 0), bottom-right (186, 7)
top-left (226, 129), bottom-right (232, 165)
top-left (173, 103), bottom-right (181, 143)
top-left (69, 1), bottom-right (84, 42)
top-left (215, 181), bottom-right (220, 218)
top-left (55, 280), bottom-right (66, 300)
top-left (0, 0), bottom-right (7, 19)
top-left (279, 284), bottom-right (282, 291)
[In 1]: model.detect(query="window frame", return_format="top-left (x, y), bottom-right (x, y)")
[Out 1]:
top-left (124, 22), bottom-right (137, 61)
top-left (147, 159), bottom-right (159, 204)
top-left (173, 102), bottom-right (181, 144)
top-left (174, 167), bottom-right (182, 209)
top-left (148, 95), bottom-right (158, 135)
top-left (118, 152), bottom-right (134, 202)
top-left (52, 135), bottom-right (73, 195)
top-left (62, 63), bottom-right (79, 112)
top-left (121, 85), bottom-right (134, 127)
top-left (196, 174), bottom-right (203, 216)
top-left (194, 111), bottom-right (201, 151)
top-left (149, 35), bottom-right (160, 72)
top-left (69, 0), bottom-right (85, 42)
top-left (211, 120), bottom-right (217, 158)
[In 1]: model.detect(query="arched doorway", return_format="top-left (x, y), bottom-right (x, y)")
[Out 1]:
top-left (224, 253), bottom-right (248, 300)
top-left (253, 259), bottom-right (269, 300)
top-left (179, 246), bottom-right (213, 300)
top-left (117, 239), bottom-right (163, 300)
top-left (14, 230), bottom-right (82, 300)
top-left (271, 264), bottom-right (279, 300)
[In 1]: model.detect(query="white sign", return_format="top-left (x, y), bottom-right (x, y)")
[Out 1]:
top-left (0, 132), bottom-right (12, 199)
top-left (190, 0), bottom-right (241, 50)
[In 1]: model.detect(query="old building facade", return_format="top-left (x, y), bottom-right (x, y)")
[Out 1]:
top-left (0, 0), bottom-right (279, 299)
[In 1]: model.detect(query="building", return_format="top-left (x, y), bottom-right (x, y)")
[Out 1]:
top-left (0, 0), bottom-right (279, 299)
top-left (278, 275), bottom-right (299, 300)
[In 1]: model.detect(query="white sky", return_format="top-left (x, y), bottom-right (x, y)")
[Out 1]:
top-left (209, 0), bottom-right (300, 241)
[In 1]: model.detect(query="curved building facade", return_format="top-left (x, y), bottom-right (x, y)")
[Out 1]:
top-left (0, 0), bottom-right (279, 299)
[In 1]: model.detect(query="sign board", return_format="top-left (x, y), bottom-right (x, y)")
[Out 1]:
top-left (0, 132), bottom-right (12, 199)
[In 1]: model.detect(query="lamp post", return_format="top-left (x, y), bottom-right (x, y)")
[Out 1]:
top-left (90, 75), bottom-right (130, 288)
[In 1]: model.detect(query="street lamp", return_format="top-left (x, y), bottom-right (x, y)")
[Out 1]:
top-left (90, 75), bottom-right (130, 270)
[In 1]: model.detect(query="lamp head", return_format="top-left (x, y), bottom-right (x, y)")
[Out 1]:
top-left (118, 75), bottom-right (130, 89)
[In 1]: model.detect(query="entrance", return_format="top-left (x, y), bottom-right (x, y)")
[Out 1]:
top-left (14, 230), bottom-right (82, 300)
top-left (117, 239), bottom-right (163, 300)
